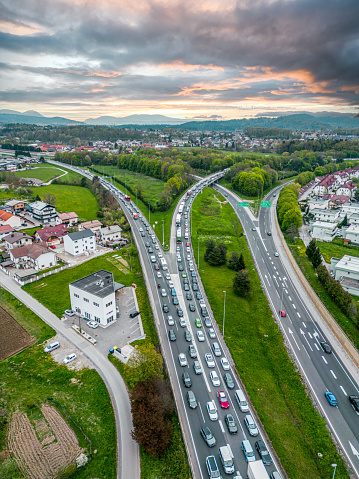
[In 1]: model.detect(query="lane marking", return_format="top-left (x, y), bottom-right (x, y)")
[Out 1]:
top-left (302, 322), bottom-right (306, 328)
top-left (292, 304), bottom-right (296, 309)
top-left (285, 289), bottom-right (288, 294)
top-left (288, 327), bottom-right (300, 350)
top-left (274, 266), bottom-right (277, 270)
top-left (297, 312), bottom-right (301, 318)
top-left (218, 420), bottom-right (225, 433)
top-left (314, 343), bottom-right (319, 350)
top-left (331, 370), bottom-right (337, 379)
top-left (198, 402), bottom-right (206, 422)
top-left (288, 296), bottom-right (292, 301)
top-left (322, 356), bottom-right (328, 364)
top-left (340, 386), bottom-right (348, 396)
top-left (308, 332), bottom-right (312, 338)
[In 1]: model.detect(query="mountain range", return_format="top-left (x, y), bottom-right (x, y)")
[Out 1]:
top-left (0, 109), bottom-right (359, 131)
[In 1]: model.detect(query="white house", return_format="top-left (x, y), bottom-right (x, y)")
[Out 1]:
top-left (331, 255), bottom-right (359, 296)
top-left (340, 202), bottom-right (359, 217)
top-left (336, 181), bottom-right (356, 198)
top-left (311, 221), bottom-right (338, 242)
top-left (27, 201), bottom-right (58, 225)
top-left (63, 230), bottom-right (96, 256)
top-left (344, 224), bottom-right (359, 244)
top-left (78, 220), bottom-right (102, 233)
top-left (348, 213), bottom-right (359, 225)
top-left (307, 198), bottom-right (329, 211)
top-left (9, 242), bottom-right (57, 270)
top-left (0, 209), bottom-right (22, 228)
top-left (69, 270), bottom-right (125, 326)
top-left (3, 232), bottom-right (33, 251)
top-left (99, 225), bottom-right (122, 244)
top-left (311, 208), bottom-right (340, 223)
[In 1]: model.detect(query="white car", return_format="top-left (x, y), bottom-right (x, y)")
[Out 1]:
top-left (157, 271), bottom-right (162, 278)
top-left (167, 315), bottom-right (174, 326)
top-left (274, 252), bottom-right (279, 257)
top-left (221, 357), bottom-right (230, 370)
top-left (197, 331), bottom-right (205, 342)
top-left (199, 299), bottom-right (205, 306)
top-left (64, 309), bottom-right (75, 316)
top-left (178, 353), bottom-right (188, 367)
top-left (208, 328), bottom-right (216, 339)
top-left (186, 247), bottom-right (191, 253)
top-left (206, 400), bottom-right (218, 421)
top-left (139, 228), bottom-right (143, 232)
top-left (210, 370), bottom-right (221, 387)
top-left (87, 321), bottom-right (99, 329)
top-left (179, 317), bottom-right (186, 328)
top-left (158, 252), bottom-right (163, 258)
top-left (165, 273), bottom-right (171, 280)
top-left (155, 245), bottom-right (159, 250)
top-left (187, 255), bottom-right (191, 260)
top-left (161, 289), bottom-right (167, 297)
top-left (205, 353), bottom-right (215, 368)
top-left (189, 261), bottom-right (193, 266)
top-left (168, 281), bottom-right (174, 288)
top-left (63, 353), bottom-right (77, 364)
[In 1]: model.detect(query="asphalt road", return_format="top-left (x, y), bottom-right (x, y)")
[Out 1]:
top-left (214, 182), bottom-right (359, 478)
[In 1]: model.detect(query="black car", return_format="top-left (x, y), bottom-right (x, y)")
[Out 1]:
top-left (163, 304), bottom-right (169, 313)
top-left (173, 297), bottom-right (179, 305)
top-left (184, 329), bottom-right (192, 342)
top-left (189, 303), bottom-right (196, 312)
top-left (148, 247), bottom-right (153, 254)
top-left (145, 242), bottom-right (150, 247)
top-left (177, 308), bottom-right (183, 317)
top-left (200, 426), bottom-right (216, 447)
top-left (182, 372), bottom-right (192, 388)
top-left (349, 395), bottom-right (359, 412)
top-left (186, 292), bottom-right (192, 300)
top-left (224, 414), bottom-right (238, 434)
top-left (129, 311), bottom-right (140, 318)
top-left (183, 278), bottom-right (189, 284)
top-left (255, 439), bottom-right (272, 465)
top-left (196, 292), bottom-right (202, 300)
top-left (188, 344), bottom-right (197, 358)
top-left (192, 284), bottom-right (198, 291)
top-left (168, 329), bottom-right (176, 341)
top-left (267, 232), bottom-right (272, 236)
top-left (320, 341), bottom-right (332, 354)
top-left (178, 264), bottom-right (184, 271)
top-left (223, 373), bottom-right (235, 389)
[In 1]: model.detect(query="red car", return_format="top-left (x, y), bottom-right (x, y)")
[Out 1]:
top-left (279, 310), bottom-right (286, 317)
top-left (217, 390), bottom-right (229, 409)
top-left (50, 245), bottom-right (56, 249)
top-left (154, 264), bottom-right (160, 271)
top-left (186, 242), bottom-right (190, 247)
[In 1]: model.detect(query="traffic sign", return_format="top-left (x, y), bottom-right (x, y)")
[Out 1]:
top-left (238, 202), bottom-right (249, 207)
top-left (261, 201), bottom-right (271, 207)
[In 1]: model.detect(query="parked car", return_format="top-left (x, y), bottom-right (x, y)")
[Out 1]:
top-left (87, 321), bottom-right (99, 329)
top-left (130, 311), bottom-right (140, 318)
top-left (44, 341), bottom-right (60, 353)
top-left (63, 353), bottom-right (77, 364)
top-left (64, 309), bottom-right (75, 316)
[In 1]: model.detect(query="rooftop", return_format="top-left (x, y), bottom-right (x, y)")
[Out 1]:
top-left (312, 221), bottom-right (337, 230)
top-left (335, 255), bottom-right (359, 274)
top-left (3, 232), bottom-right (32, 243)
top-left (67, 230), bottom-right (95, 241)
top-left (70, 270), bottom-right (124, 298)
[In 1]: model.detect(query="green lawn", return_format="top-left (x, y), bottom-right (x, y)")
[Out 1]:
top-left (318, 238), bottom-right (359, 263)
top-left (0, 289), bottom-right (116, 479)
top-left (191, 188), bottom-right (348, 479)
top-left (29, 184), bottom-right (99, 222)
top-left (14, 167), bottom-right (65, 182)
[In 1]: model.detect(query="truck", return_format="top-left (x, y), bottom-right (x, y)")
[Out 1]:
top-left (176, 214), bottom-right (181, 226)
top-left (247, 460), bottom-right (269, 479)
top-left (125, 195), bottom-right (131, 201)
top-left (133, 212), bottom-right (138, 219)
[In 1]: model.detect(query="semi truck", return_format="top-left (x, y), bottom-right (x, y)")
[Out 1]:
top-left (247, 460), bottom-right (269, 479)
top-left (176, 214), bottom-right (181, 226)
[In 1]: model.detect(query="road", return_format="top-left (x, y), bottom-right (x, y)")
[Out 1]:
top-left (214, 182), bottom-right (359, 478)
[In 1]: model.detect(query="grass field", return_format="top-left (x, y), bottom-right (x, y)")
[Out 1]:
top-left (14, 167), bottom-right (65, 182)
top-left (191, 188), bottom-right (348, 479)
top-left (0, 288), bottom-right (117, 479)
top-left (318, 238), bottom-right (359, 263)
top-left (29, 184), bottom-right (99, 222)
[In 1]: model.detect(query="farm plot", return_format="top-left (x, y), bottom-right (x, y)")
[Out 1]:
top-left (8, 404), bottom-right (84, 479)
top-left (0, 305), bottom-right (35, 360)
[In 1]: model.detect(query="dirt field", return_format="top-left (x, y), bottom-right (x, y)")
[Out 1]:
top-left (0, 305), bottom-right (35, 361)
top-left (8, 404), bottom-right (85, 479)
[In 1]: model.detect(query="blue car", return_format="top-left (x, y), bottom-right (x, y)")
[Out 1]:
top-left (325, 391), bottom-right (338, 406)
top-left (171, 288), bottom-right (177, 296)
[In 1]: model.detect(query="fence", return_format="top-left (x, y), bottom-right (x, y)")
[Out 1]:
top-left (10, 264), bottom-right (69, 286)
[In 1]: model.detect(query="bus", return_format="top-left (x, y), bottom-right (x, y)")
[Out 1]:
top-left (178, 202), bottom-right (184, 214)
top-left (176, 214), bottom-right (181, 227)
top-left (160, 258), bottom-right (168, 270)
top-left (177, 228), bottom-right (182, 238)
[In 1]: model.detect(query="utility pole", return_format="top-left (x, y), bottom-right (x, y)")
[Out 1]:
top-left (222, 291), bottom-right (226, 337)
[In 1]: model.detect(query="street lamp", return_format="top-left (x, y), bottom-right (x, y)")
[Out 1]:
top-left (280, 287), bottom-right (284, 312)
top-left (198, 237), bottom-right (200, 269)
top-left (149, 202), bottom-right (151, 224)
top-left (162, 219), bottom-right (164, 246)
top-left (331, 464), bottom-right (337, 479)
top-left (222, 291), bottom-right (226, 337)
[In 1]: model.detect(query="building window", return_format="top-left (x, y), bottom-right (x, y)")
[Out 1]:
top-left (85, 312), bottom-right (91, 319)
top-left (93, 302), bottom-right (99, 307)
top-left (94, 316), bottom-right (100, 322)
top-left (106, 301), bottom-right (113, 307)
top-left (74, 293), bottom-right (79, 298)
top-left (84, 298), bottom-right (89, 302)
top-left (107, 316), bottom-right (113, 323)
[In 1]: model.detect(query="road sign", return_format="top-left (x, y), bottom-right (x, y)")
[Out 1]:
top-left (238, 202), bottom-right (249, 207)
top-left (261, 201), bottom-right (271, 207)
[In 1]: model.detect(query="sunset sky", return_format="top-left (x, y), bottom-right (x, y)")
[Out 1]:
top-left (1, 0), bottom-right (359, 121)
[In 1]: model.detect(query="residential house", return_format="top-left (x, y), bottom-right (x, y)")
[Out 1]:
top-left (63, 230), bottom-right (96, 256)
top-left (348, 213), bottom-right (359, 225)
top-left (58, 212), bottom-right (79, 227)
top-left (3, 199), bottom-right (26, 214)
top-left (311, 221), bottom-right (338, 242)
top-left (313, 175), bottom-right (336, 196)
top-left (9, 242), bottom-right (57, 270)
top-left (35, 224), bottom-right (69, 246)
top-left (0, 224), bottom-right (14, 239)
top-left (331, 255), bottom-right (359, 296)
top-left (3, 232), bottom-right (33, 251)
top-left (344, 224), bottom-right (359, 244)
top-left (336, 181), bottom-right (356, 198)
top-left (78, 219), bottom-right (102, 233)
top-left (69, 270), bottom-right (125, 326)
top-left (311, 208), bottom-right (340, 223)
top-left (26, 201), bottom-right (58, 225)
top-left (0, 209), bottom-right (22, 228)
top-left (26, 178), bottom-right (45, 187)
top-left (307, 198), bottom-right (329, 211)
top-left (99, 225), bottom-right (122, 244)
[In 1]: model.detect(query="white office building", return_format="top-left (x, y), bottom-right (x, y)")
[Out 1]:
top-left (311, 221), bottom-right (338, 242)
top-left (63, 230), bottom-right (96, 256)
top-left (331, 255), bottom-right (359, 296)
top-left (344, 224), bottom-right (359, 245)
top-left (311, 208), bottom-right (340, 223)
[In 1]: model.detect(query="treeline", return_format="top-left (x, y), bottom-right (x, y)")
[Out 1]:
top-left (226, 164), bottom-right (278, 196)
top-left (243, 127), bottom-right (295, 139)
top-left (276, 138), bottom-right (359, 159)
top-left (278, 184), bottom-right (302, 232)
top-left (1, 143), bottom-right (40, 152)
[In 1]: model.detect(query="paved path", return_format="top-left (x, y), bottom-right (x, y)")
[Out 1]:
top-left (0, 271), bottom-right (139, 479)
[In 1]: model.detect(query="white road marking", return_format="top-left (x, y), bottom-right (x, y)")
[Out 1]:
top-left (288, 296), bottom-right (292, 301)
top-left (271, 261), bottom-right (274, 265)
top-left (285, 289), bottom-right (288, 294)
top-left (308, 331), bottom-right (312, 338)
top-left (302, 322), bottom-right (306, 328)
top-left (300, 329), bottom-right (313, 351)
top-left (292, 304), bottom-right (296, 309)
top-left (274, 266), bottom-right (277, 270)
top-left (322, 356), bottom-right (328, 364)
top-left (297, 312), bottom-right (301, 318)
top-left (314, 343), bottom-right (319, 350)
top-left (340, 386), bottom-right (348, 396)
top-left (198, 402), bottom-right (206, 422)
top-left (218, 420), bottom-right (225, 433)
top-left (331, 370), bottom-right (337, 379)
top-left (349, 441), bottom-right (359, 459)
top-left (288, 328), bottom-right (300, 350)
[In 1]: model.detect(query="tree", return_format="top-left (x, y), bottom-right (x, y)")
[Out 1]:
top-left (228, 252), bottom-right (239, 270)
top-left (238, 253), bottom-right (245, 270)
top-left (206, 243), bottom-right (227, 266)
top-left (42, 193), bottom-right (56, 206)
top-left (34, 194), bottom-right (41, 201)
top-left (125, 343), bottom-right (163, 389)
top-left (340, 214), bottom-right (348, 227)
top-left (233, 270), bottom-right (250, 296)
top-left (80, 177), bottom-right (88, 188)
top-left (306, 239), bottom-right (317, 261)
top-left (204, 239), bottom-right (216, 262)
top-left (311, 247), bottom-right (322, 268)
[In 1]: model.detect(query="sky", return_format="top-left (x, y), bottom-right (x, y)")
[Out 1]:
top-left (1, 0), bottom-right (359, 121)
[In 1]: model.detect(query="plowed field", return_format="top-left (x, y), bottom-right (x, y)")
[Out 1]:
top-left (0, 305), bottom-right (35, 360)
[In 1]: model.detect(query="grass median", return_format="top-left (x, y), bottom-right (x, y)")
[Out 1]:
top-left (191, 187), bottom-right (348, 479)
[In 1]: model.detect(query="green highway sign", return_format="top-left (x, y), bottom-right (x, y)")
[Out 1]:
top-left (238, 202), bottom-right (250, 207)
top-left (261, 201), bottom-right (271, 207)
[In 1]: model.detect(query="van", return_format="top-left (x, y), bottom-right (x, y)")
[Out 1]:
top-left (44, 341), bottom-right (60, 353)
top-left (206, 455), bottom-right (222, 479)
top-left (235, 389), bottom-right (249, 412)
top-left (241, 440), bottom-right (255, 462)
top-left (219, 445), bottom-right (235, 474)
top-left (212, 342), bottom-right (221, 357)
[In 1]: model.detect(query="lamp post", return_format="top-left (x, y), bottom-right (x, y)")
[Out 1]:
top-left (222, 291), bottom-right (226, 337)
top-left (149, 203), bottom-right (151, 225)
top-left (331, 464), bottom-right (337, 479)
top-left (198, 237), bottom-right (200, 270)
top-left (280, 287), bottom-right (284, 312)
top-left (162, 219), bottom-right (164, 246)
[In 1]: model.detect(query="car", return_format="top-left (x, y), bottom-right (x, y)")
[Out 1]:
top-left (186, 242), bottom-right (190, 247)
top-left (195, 317), bottom-right (202, 328)
top-left (244, 414), bottom-right (259, 436)
top-left (192, 277), bottom-right (197, 284)
top-left (186, 247), bottom-right (190, 253)
top-left (225, 414), bottom-right (238, 434)
top-left (204, 317), bottom-right (212, 327)
top-left (186, 292), bottom-right (192, 300)
top-left (252, 228), bottom-right (256, 231)
top-left (154, 264), bottom-right (160, 271)
top-left (192, 282), bottom-right (198, 289)
top-left (152, 239), bottom-right (156, 244)
top-left (167, 315), bottom-right (174, 326)
top-left (157, 252), bottom-right (162, 258)
top-left (191, 271), bottom-right (196, 277)
top-left (349, 395), bottom-right (359, 412)
top-left (200, 426), bottom-right (216, 447)
top-left (183, 278), bottom-right (189, 285)
top-left (221, 357), bottom-right (230, 370)
top-left (187, 391), bottom-right (197, 409)
top-left (168, 280), bottom-right (174, 288)
top-left (178, 264), bottom-right (184, 271)
top-left (179, 317), bottom-right (186, 327)
top-left (165, 273), bottom-right (171, 280)
top-left (193, 360), bottom-right (202, 374)
top-left (169, 329), bottom-right (176, 341)
top-left (320, 341), bottom-right (332, 354)
top-left (177, 256), bottom-right (182, 262)
top-left (255, 439), bottom-right (272, 465)
top-left (196, 292), bottom-right (202, 299)
top-left (63, 353), bottom-right (77, 364)
top-left (156, 271), bottom-right (162, 278)
top-left (87, 321), bottom-right (99, 329)
top-left (130, 310), bottom-right (140, 318)
top-left (197, 331), bottom-right (205, 342)
top-left (181, 272), bottom-right (187, 278)
top-left (205, 353), bottom-right (215, 368)
top-left (208, 328), bottom-right (216, 339)
top-left (50, 244), bottom-right (56, 249)
top-left (44, 341), bottom-right (60, 353)
top-left (217, 390), bottom-right (229, 409)
top-left (145, 242), bottom-right (150, 247)
top-left (64, 309), bottom-right (75, 316)
top-left (223, 372), bottom-right (235, 389)
top-left (210, 370), bottom-right (221, 387)
top-left (207, 400), bottom-right (218, 420)
top-left (141, 232), bottom-right (145, 237)
top-left (184, 284), bottom-right (190, 291)
top-left (178, 353), bottom-right (188, 367)
top-left (325, 391), bottom-right (338, 406)
top-left (176, 245), bottom-right (180, 251)
top-left (155, 245), bottom-right (160, 250)
top-left (184, 329), bottom-right (192, 342)
top-left (187, 255), bottom-right (191, 260)
top-left (188, 344), bottom-right (197, 358)
top-left (148, 247), bottom-right (153, 254)
top-left (242, 439), bottom-right (256, 463)
top-left (189, 303), bottom-right (196, 312)
top-left (172, 296), bottom-right (178, 305)
top-left (279, 310), bottom-right (286, 317)
top-left (199, 299), bottom-right (205, 306)
top-left (161, 289), bottom-right (167, 297)
top-left (163, 304), bottom-right (169, 313)
top-left (274, 252), bottom-right (279, 257)
top-left (182, 372), bottom-right (192, 387)
top-left (267, 232), bottom-right (272, 236)
top-left (177, 308), bottom-right (183, 317)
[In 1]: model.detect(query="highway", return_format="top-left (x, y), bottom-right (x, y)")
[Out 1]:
top-left (214, 181), bottom-right (359, 478)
